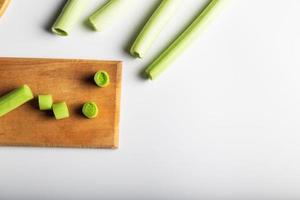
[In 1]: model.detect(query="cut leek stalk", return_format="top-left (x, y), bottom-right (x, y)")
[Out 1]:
top-left (52, 0), bottom-right (88, 36)
top-left (38, 95), bottom-right (53, 111)
top-left (52, 102), bottom-right (69, 120)
top-left (145, 0), bottom-right (223, 80)
top-left (0, 85), bottom-right (34, 117)
top-left (130, 0), bottom-right (182, 58)
top-left (88, 0), bottom-right (129, 31)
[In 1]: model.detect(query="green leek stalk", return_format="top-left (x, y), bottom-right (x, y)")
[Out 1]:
top-left (145, 0), bottom-right (223, 80)
top-left (130, 0), bottom-right (182, 58)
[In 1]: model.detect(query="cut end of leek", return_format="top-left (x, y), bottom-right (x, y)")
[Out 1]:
top-left (129, 48), bottom-right (143, 59)
top-left (22, 85), bottom-right (34, 99)
top-left (51, 27), bottom-right (68, 36)
top-left (87, 18), bottom-right (101, 31)
top-left (82, 102), bottom-right (98, 119)
top-left (94, 71), bottom-right (110, 87)
top-left (147, 72), bottom-right (154, 81)
top-left (145, 67), bottom-right (156, 80)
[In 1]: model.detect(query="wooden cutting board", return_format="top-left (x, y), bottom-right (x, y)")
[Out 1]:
top-left (0, 57), bottom-right (122, 149)
top-left (0, 0), bottom-right (10, 17)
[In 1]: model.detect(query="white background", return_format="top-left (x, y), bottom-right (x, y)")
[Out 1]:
top-left (1, 0), bottom-right (300, 199)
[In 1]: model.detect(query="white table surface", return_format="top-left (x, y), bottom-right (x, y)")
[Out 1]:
top-left (1, 0), bottom-right (300, 199)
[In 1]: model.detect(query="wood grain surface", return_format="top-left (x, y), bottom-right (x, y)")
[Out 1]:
top-left (0, 57), bottom-right (122, 148)
top-left (0, 0), bottom-right (10, 17)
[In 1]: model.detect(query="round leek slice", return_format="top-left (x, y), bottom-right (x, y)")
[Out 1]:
top-left (82, 102), bottom-right (98, 119)
top-left (94, 71), bottom-right (110, 87)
